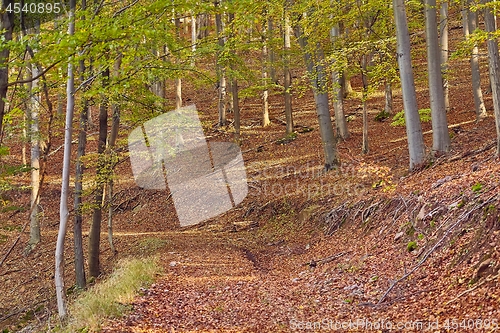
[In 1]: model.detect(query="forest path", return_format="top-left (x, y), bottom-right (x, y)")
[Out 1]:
top-left (101, 230), bottom-right (302, 332)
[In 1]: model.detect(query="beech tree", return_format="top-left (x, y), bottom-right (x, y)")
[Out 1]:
top-left (393, 0), bottom-right (425, 169)
top-left (462, 0), bottom-right (487, 120)
top-left (425, 0), bottom-right (451, 154)
top-left (0, 0), bottom-right (14, 140)
top-left (296, 24), bottom-right (340, 170)
top-left (55, 0), bottom-right (76, 319)
top-left (283, 4), bottom-right (293, 134)
top-left (482, 0), bottom-right (500, 155)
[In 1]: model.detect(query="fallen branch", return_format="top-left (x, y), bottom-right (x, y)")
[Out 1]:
top-left (445, 273), bottom-right (499, 305)
top-left (377, 193), bottom-right (498, 304)
top-left (390, 120), bottom-right (476, 143)
top-left (449, 140), bottom-right (495, 162)
top-left (304, 251), bottom-right (348, 267)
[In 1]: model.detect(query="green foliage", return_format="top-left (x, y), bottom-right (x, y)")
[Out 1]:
top-left (374, 110), bottom-right (391, 122)
top-left (391, 108), bottom-right (431, 127)
top-left (407, 241), bottom-right (418, 252)
top-left (472, 182), bottom-right (483, 193)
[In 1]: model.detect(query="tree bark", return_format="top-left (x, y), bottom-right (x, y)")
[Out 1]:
top-left (0, 0), bottom-right (14, 141)
top-left (361, 55), bottom-right (369, 154)
top-left (215, 1), bottom-right (226, 126)
top-left (283, 9), bottom-right (293, 134)
top-left (297, 28), bottom-right (339, 170)
top-left (107, 55), bottom-right (121, 256)
top-left (330, 25), bottom-right (349, 140)
top-left (393, 0), bottom-right (425, 170)
top-left (55, 0), bottom-right (76, 320)
top-left (483, 0), bottom-right (500, 155)
top-left (440, 0), bottom-right (450, 112)
top-left (262, 16), bottom-right (270, 127)
top-left (385, 81), bottom-right (393, 114)
top-left (463, 1), bottom-right (487, 120)
top-left (88, 68), bottom-right (109, 278)
top-left (425, 0), bottom-right (450, 154)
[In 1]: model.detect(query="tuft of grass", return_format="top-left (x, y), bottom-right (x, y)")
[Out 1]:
top-left (64, 256), bottom-right (162, 332)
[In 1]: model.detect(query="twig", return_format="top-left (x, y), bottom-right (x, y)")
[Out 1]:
top-left (445, 273), bottom-right (499, 305)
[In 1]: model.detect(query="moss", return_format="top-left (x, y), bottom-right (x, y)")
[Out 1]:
top-left (407, 241), bottom-right (418, 252)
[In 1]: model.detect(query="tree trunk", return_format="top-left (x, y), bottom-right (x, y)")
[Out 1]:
top-left (283, 9), bottom-right (293, 134)
top-left (232, 79), bottom-right (240, 140)
top-left (175, 17), bottom-right (182, 110)
top-left (440, 0), bottom-right (450, 112)
top-left (463, 1), bottom-right (487, 120)
top-left (28, 61), bottom-right (41, 249)
top-left (262, 17), bottom-right (270, 127)
top-left (215, 2), bottom-right (226, 126)
top-left (483, 0), bottom-right (500, 156)
top-left (297, 28), bottom-right (339, 170)
top-left (0, 0), bottom-right (14, 141)
top-left (361, 55), bottom-right (369, 154)
top-left (425, 0), bottom-right (450, 154)
top-left (330, 25), bottom-right (349, 140)
top-left (393, 0), bottom-right (425, 170)
top-left (385, 81), bottom-right (393, 114)
top-left (267, 18), bottom-right (276, 83)
top-left (55, 0), bottom-right (76, 320)
top-left (341, 73), bottom-right (353, 99)
top-left (107, 55), bottom-right (121, 256)
top-left (191, 11), bottom-right (196, 66)
top-left (88, 68), bottom-right (109, 278)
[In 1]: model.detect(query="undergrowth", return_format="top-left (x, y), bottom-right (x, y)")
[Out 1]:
top-left (57, 256), bottom-right (162, 333)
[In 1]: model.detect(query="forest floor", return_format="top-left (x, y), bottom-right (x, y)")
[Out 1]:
top-left (1, 24), bottom-right (500, 332)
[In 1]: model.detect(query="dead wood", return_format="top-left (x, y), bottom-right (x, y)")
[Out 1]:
top-left (377, 193), bottom-right (498, 304)
top-left (445, 273), bottom-right (499, 305)
top-left (304, 251), bottom-right (348, 267)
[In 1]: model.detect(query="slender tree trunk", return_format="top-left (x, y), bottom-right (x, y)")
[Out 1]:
top-left (262, 16), bottom-right (270, 127)
top-left (88, 68), bottom-right (109, 278)
top-left (483, 0), bottom-right (500, 155)
top-left (215, 2), bottom-right (226, 126)
top-left (283, 9), bottom-right (293, 134)
top-left (297, 28), bottom-right (339, 170)
top-left (330, 25), bottom-right (349, 140)
top-left (175, 17), bottom-right (182, 110)
top-left (463, 1), bottom-right (487, 120)
top-left (425, 0), bottom-right (450, 154)
top-left (440, 0), bottom-right (450, 112)
top-left (393, 0), bottom-right (425, 170)
top-left (385, 81), bottom-right (393, 114)
top-left (107, 55), bottom-right (121, 255)
top-left (28, 61), bottom-right (41, 249)
top-left (361, 55), bottom-right (369, 154)
top-left (55, 0), bottom-right (76, 320)
top-left (267, 18), bottom-right (276, 83)
top-left (74, 64), bottom-right (88, 290)
top-left (0, 0), bottom-right (14, 141)
top-left (191, 11), bottom-right (196, 66)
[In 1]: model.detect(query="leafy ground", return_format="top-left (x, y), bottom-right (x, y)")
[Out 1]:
top-left (1, 23), bottom-right (500, 332)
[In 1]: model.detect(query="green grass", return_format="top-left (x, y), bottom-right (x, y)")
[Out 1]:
top-left (62, 256), bottom-right (162, 332)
